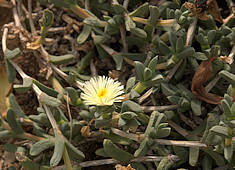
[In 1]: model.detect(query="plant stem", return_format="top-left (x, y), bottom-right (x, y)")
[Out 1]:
top-left (134, 82), bottom-right (147, 94)
top-left (111, 128), bottom-right (207, 148)
top-left (132, 17), bottom-right (175, 27)
top-left (71, 5), bottom-right (93, 19)
top-left (28, 0), bottom-right (36, 35)
top-left (63, 146), bottom-right (73, 170)
top-left (79, 155), bottom-right (179, 167)
top-left (141, 105), bottom-right (179, 112)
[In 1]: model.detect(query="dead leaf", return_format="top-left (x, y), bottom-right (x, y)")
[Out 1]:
top-left (81, 126), bottom-right (91, 137)
top-left (185, 0), bottom-right (223, 23)
top-left (108, 70), bottom-right (122, 80)
top-left (0, 65), bottom-right (12, 116)
top-left (207, 0), bottom-right (223, 23)
top-left (220, 56), bottom-right (233, 65)
top-left (121, 93), bottom-right (130, 102)
top-left (185, 2), bottom-right (209, 21)
top-left (26, 41), bottom-right (41, 50)
top-left (115, 164), bottom-right (135, 170)
top-left (191, 57), bottom-right (223, 104)
top-left (111, 111), bottom-right (120, 127)
top-left (0, 0), bottom-right (12, 8)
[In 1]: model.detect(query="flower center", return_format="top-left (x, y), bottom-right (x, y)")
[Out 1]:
top-left (97, 88), bottom-right (108, 98)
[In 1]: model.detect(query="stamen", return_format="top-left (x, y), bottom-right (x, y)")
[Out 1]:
top-left (97, 88), bottom-right (108, 98)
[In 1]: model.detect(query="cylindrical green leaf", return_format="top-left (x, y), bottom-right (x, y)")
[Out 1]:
top-left (207, 30), bottom-right (216, 44)
top-left (77, 24), bottom-right (92, 44)
top-left (4, 48), bottom-right (22, 60)
top-left (159, 41), bottom-right (171, 56)
top-left (169, 31), bottom-right (177, 51)
top-left (202, 155), bottom-right (212, 170)
top-left (189, 147), bottom-right (199, 166)
top-left (176, 37), bottom-right (184, 53)
top-left (30, 139), bottom-right (54, 156)
top-left (49, 54), bottom-right (74, 64)
top-left (175, 47), bottom-right (195, 60)
top-left (130, 28), bottom-right (147, 39)
top-left (125, 14), bottom-right (136, 31)
top-left (14, 77), bottom-right (33, 93)
top-left (50, 135), bottom-right (64, 167)
top-left (134, 137), bottom-right (149, 157)
top-left (5, 59), bottom-right (16, 83)
top-left (64, 139), bottom-right (85, 160)
top-left (143, 67), bottom-right (152, 81)
top-left (103, 139), bottom-right (133, 162)
top-left (148, 5), bottom-right (160, 26)
top-left (33, 80), bottom-right (58, 97)
top-left (6, 109), bottom-right (24, 134)
top-left (39, 93), bottom-right (61, 107)
top-left (219, 70), bottom-right (235, 86)
top-left (148, 56), bottom-right (158, 73)
top-left (224, 145), bottom-right (233, 162)
top-left (129, 2), bottom-right (149, 17)
top-left (120, 112), bottom-right (137, 120)
top-left (191, 99), bottom-right (202, 116)
top-left (9, 93), bottom-right (26, 118)
top-left (135, 61), bottom-right (145, 81)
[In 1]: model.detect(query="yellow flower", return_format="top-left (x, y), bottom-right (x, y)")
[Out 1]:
top-left (80, 76), bottom-right (124, 106)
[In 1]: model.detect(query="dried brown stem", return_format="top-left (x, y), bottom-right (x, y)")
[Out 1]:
top-left (120, 25), bottom-right (128, 53)
top-left (28, 0), bottom-right (36, 35)
top-left (186, 17), bottom-right (198, 46)
top-left (79, 155), bottom-right (179, 167)
top-left (123, 0), bottom-right (129, 9)
top-left (66, 93), bottom-right (73, 142)
top-left (51, 64), bottom-right (84, 89)
top-left (17, 132), bottom-right (45, 141)
top-left (138, 88), bottom-right (153, 104)
top-left (42, 104), bottom-right (61, 133)
top-left (2, 27), bottom-right (8, 53)
top-left (84, 0), bottom-right (90, 10)
top-left (141, 105), bottom-right (179, 112)
top-left (111, 128), bottom-right (207, 148)
top-left (11, 0), bottom-right (22, 27)
top-left (167, 119), bottom-right (189, 137)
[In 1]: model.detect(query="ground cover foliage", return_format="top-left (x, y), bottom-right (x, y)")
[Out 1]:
top-left (1, 0), bottom-right (235, 169)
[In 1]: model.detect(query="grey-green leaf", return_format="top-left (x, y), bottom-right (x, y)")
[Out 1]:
top-left (144, 67), bottom-right (152, 81)
top-left (50, 135), bottom-right (64, 167)
top-left (9, 93), bottom-right (26, 118)
top-left (148, 5), bottom-right (160, 26)
top-left (125, 14), bottom-right (136, 31)
top-left (5, 59), bottom-right (16, 83)
top-left (191, 99), bottom-right (202, 116)
top-left (77, 24), bottom-right (92, 44)
top-left (219, 70), bottom-right (235, 86)
top-left (210, 126), bottom-right (229, 137)
top-left (130, 28), bottom-right (147, 39)
top-left (148, 56), bottom-right (158, 74)
top-left (30, 139), bottom-right (54, 156)
top-left (39, 93), bottom-right (61, 107)
top-left (103, 139), bottom-right (133, 162)
top-left (135, 61), bottom-right (145, 81)
top-left (224, 145), bottom-right (233, 162)
top-left (129, 2), bottom-right (149, 17)
top-left (49, 54), bottom-right (74, 64)
top-left (6, 109), bottom-right (24, 134)
top-left (189, 147), bottom-right (199, 166)
top-left (4, 48), bottom-right (22, 60)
